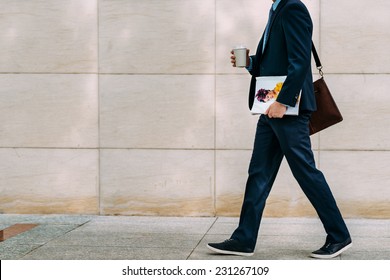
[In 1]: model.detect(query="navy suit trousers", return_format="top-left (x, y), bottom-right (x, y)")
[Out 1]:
top-left (231, 112), bottom-right (350, 250)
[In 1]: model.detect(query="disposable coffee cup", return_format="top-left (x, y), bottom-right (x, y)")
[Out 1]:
top-left (233, 45), bottom-right (247, 67)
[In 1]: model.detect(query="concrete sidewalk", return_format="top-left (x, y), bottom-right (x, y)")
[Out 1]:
top-left (0, 215), bottom-right (389, 260)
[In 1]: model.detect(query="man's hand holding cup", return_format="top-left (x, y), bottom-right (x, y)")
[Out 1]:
top-left (231, 46), bottom-right (250, 68)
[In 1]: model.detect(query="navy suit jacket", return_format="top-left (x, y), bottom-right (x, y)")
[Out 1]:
top-left (248, 0), bottom-right (316, 112)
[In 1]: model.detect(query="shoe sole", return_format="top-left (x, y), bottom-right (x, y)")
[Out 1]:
top-left (310, 242), bottom-right (353, 259)
top-left (207, 244), bottom-right (254, 257)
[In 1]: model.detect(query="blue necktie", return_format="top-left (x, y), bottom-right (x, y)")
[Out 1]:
top-left (262, 6), bottom-right (275, 52)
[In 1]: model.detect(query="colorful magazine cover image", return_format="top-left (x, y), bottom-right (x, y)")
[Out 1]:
top-left (256, 82), bottom-right (283, 103)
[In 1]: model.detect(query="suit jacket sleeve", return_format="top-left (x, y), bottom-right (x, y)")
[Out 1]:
top-left (275, 3), bottom-right (313, 107)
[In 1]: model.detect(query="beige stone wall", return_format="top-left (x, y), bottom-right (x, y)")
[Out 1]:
top-left (0, 0), bottom-right (389, 218)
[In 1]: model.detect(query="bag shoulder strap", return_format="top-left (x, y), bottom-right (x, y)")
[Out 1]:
top-left (311, 41), bottom-right (323, 76)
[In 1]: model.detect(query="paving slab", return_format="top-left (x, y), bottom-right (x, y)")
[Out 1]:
top-left (21, 245), bottom-right (191, 260)
top-left (0, 214), bottom-right (93, 225)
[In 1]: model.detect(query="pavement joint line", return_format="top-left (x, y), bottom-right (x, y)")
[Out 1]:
top-left (0, 224), bottom-right (39, 242)
top-left (186, 217), bottom-right (219, 260)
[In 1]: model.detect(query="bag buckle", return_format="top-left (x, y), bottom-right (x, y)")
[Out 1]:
top-left (317, 66), bottom-right (324, 77)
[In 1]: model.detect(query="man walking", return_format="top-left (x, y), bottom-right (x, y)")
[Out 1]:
top-left (207, 0), bottom-right (352, 259)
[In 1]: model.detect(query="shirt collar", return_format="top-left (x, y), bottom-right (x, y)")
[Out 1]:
top-left (272, 0), bottom-right (282, 11)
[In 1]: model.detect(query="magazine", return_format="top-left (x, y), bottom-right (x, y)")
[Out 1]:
top-left (250, 76), bottom-right (301, 115)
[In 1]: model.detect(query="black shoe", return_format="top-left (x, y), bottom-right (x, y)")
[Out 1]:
top-left (310, 237), bottom-right (352, 259)
top-left (207, 239), bottom-right (254, 257)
